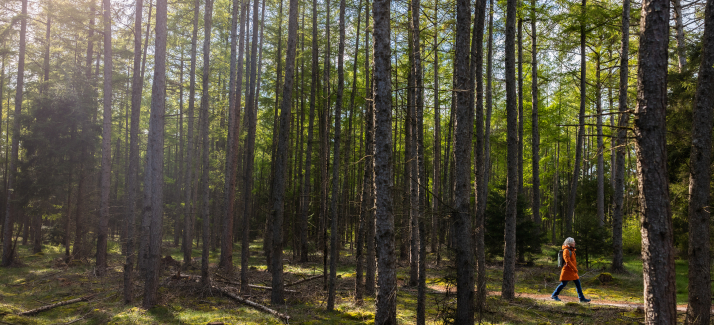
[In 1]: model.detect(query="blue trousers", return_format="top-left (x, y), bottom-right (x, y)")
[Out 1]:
top-left (552, 279), bottom-right (585, 300)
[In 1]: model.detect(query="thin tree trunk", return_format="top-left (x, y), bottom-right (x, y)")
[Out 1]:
top-left (356, 36), bottom-right (373, 301)
top-left (596, 55), bottom-right (605, 227)
top-left (502, 0), bottom-right (518, 300)
top-left (141, 0), bottom-right (167, 307)
top-left (483, 0), bottom-right (494, 210)
top-left (672, 0), bottom-right (687, 71)
top-left (300, 0), bottom-right (319, 264)
top-left (270, 0), bottom-right (299, 303)
top-left (517, 16), bottom-right (524, 193)
top-left (350, 1), bottom-right (364, 302)
top-left (96, 0), bottom-right (113, 276)
top-left (472, 0), bottom-right (487, 313)
top-left (199, 0), bottom-right (214, 287)
top-left (326, 0), bottom-right (346, 308)
top-left (686, 0), bottom-right (714, 322)
top-left (220, 0), bottom-right (247, 274)
top-left (373, 0), bottom-right (396, 321)
top-left (240, 0), bottom-right (261, 293)
top-left (611, 0), bottom-right (629, 273)
top-left (1, 0), bottom-right (26, 267)
top-left (265, 0), bottom-right (284, 271)
top-left (363, 2), bottom-right (376, 296)
top-left (566, 0), bottom-right (587, 236)
top-left (431, 0), bottom-right (440, 255)
top-left (454, 0), bottom-right (475, 319)
top-left (634, 0), bottom-right (677, 321)
top-left (531, 0), bottom-right (541, 236)
top-left (183, 0), bottom-right (200, 267)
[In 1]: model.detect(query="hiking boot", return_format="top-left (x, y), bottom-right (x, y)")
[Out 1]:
top-left (551, 296), bottom-right (561, 302)
top-left (579, 298), bottom-right (591, 303)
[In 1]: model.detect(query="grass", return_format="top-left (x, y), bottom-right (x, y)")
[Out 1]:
top-left (0, 239), bottom-right (687, 324)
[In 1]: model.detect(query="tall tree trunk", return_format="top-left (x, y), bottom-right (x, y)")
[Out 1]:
top-left (596, 55), bottom-right (605, 227)
top-left (270, 0), bottom-right (299, 304)
top-left (517, 16), bottom-right (524, 193)
top-left (265, 0), bottom-right (284, 271)
top-left (454, 0), bottom-right (474, 319)
top-left (634, 0), bottom-right (677, 321)
top-left (566, 0), bottom-right (587, 236)
top-left (407, 0), bottom-right (422, 288)
top-left (672, 0), bottom-right (687, 71)
top-left (97, 0), bottom-right (113, 276)
top-left (1, 0), bottom-right (26, 267)
top-left (431, 0), bottom-right (440, 255)
top-left (472, 0), bottom-right (487, 313)
top-left (320, 0), bottom-right (331, 286)
top-left (686, 0), bottom-right (714, 322)
top-left (483, 0), bottom-right (494, 210)
top-left (183, 0), bottom-right (200, 267)
top-left (326, 0), bottom-right (346, 309)
top-left (363, 2), bottom-right (376, 295)
top-left (502, 0), bottom-right (518, 300)
top-left (373, 0), bottom-right (396, 321)
top-left (240, 0), bottom-right (261, 293)
top-left (199, 0), bottom-right (214, 286)
top-left (220, 0), bottom-right (247, 274)
top-left (141, 0), bottom-right (167, 307)
top-left (356, 27), bottom-right (373, 301)
top-left (41, 6), bottom-right (50, 94)
top-left (350, 1), bottom-right (364, 302)
top-left (530, 0), bottom-right (541, 236)
top-left (300, 0), bottom-right (319, 264)
top-left (611, 0), bottom-right (629, 273)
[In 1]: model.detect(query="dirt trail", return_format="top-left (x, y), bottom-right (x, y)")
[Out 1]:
top-left (427, 285), bottom-right (697, 312)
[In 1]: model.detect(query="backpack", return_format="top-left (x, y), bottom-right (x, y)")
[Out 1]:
top-left (557, 248), bottom-right (572, 268)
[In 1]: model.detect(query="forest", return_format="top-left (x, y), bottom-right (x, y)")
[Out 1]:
top-left (0, 0), bottom-right (712, 322)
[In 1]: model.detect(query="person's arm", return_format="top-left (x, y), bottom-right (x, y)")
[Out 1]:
top-left (564, 249), bottom-right (577, 274)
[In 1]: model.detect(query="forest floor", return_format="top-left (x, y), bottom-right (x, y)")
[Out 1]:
top-left (0, 241), bottom-right (692, 324)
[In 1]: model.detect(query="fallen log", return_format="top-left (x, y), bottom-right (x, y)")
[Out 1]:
top-left (214, 286), bottom-right (290, 323)
top-left (247, 284), bottom-right (298, 293)
top-left (285, 274), bottom-right (323, 287)
top-left (19, 296), bottom-right (91, 316)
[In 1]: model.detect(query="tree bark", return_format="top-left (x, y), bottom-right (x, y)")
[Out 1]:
top-left (240, 0), bottom-right (261, 293)
top-left (199, 0), bottom-right (214, 287)
top-left (596, 55), bottom-right (605, 227)
top-left (141, 0), bottom-right (167, 308)
top-left (363, 3), bottom-right (376, 296)
top-left (373, 0), bottom-right (396, 321)
top-left (1, 0), bottom-right (27, 267)
top-left (454, 0), bottom-right (475, 319)
top-left (483, 0), bottom-right (494, 212)
top-left (431, 0), bottom-right (440, 255)
top-left (531, 0), bottom-right (541, 236)
top-left (566, 0), bottom-right (587, 236)
top-left (672, 0), bottom-right (687, 71)
top-left (220, 0), bottom-right (247, 274)
top-left (686, 0), bottom-right (714, 322)
top-left (326, 0), bottom-right (346, 310)
top-left (299, 0), bottom-right (319, 264)
top-left (270, 0), bottom-right (299, 304)
top-left (124, 0), bottom-right (144, 303)
top-left (96, 0), bottom-right (113, 276)
top-left (502, 0), bottom-right (518, 300)
top-left (472, 0), bottom-right (487, 313)
top-left (517, 16), bottom-right (524, 193)
top-left (183, 0), bottom-right (201, 267)
top-left (611, 0), bottom-right (629, 273)
top-left (634, 0), bottom-right (677, 321)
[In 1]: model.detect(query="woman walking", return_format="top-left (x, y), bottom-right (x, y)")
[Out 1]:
top-left (551, 237), bottom-right (591, 302)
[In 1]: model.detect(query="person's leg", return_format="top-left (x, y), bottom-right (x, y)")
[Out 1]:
top-left (573, 279), bottom-right (587, 300)
top-left (552, 281), bottom-right (568, 297)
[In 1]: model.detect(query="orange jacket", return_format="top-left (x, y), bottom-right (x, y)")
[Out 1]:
top-left (559, 245), bottom-right (579, 281)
